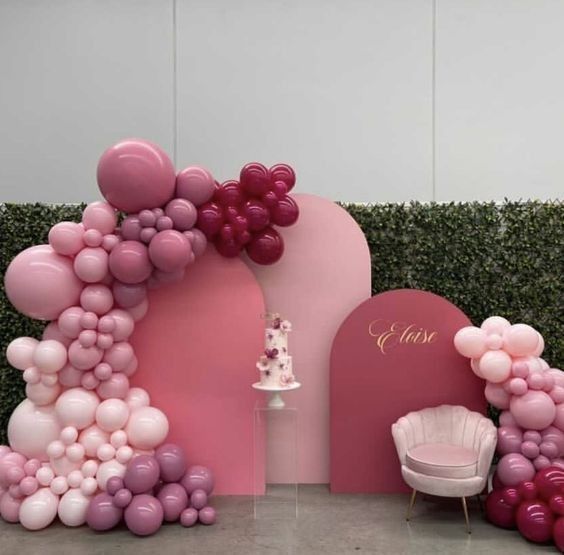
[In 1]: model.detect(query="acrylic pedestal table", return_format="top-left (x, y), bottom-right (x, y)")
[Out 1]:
top-left (253, 401), bottom-right (299, 519)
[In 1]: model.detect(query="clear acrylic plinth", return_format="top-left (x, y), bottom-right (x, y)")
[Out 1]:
top-left (253, 402), bottom-right (298, 519)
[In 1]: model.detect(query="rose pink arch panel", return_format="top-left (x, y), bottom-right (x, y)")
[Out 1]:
top-left (129, 249), bottom-right (265, 495)
top-left (330, 289), bottom-right (486, 493)
top-left (245, 193), bottom-right (372, 483)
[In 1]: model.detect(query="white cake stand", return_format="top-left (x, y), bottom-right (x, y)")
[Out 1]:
top-left (252, 382), bottom-right (301, 409)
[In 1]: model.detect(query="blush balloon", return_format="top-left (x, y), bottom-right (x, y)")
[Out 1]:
top-left (74, 247), bottom-right (109, 283)
top-left (453, 327), bottom-right (488, 359)
top-left (48, 221), bottom-right (85, 256)
top-left (82, 201), bottom-right (117, 235)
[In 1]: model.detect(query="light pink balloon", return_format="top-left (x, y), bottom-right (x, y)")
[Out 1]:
top-left (81, 371), bottom-right (100, 390)
top-left (533, 333), bottom-right (545, 357)
top-left (7, 400), bottom-right (61, 460)
top-left (503, 324), bottom-right (540, 357)
top-left (128, 298), bottom-right (149, 322)
top-left (96, 399), bottom-right (130, 433)
top-left (33, 339), bottom-right (67, 373)
top-left (80, 284), bottom-right (114, 315)
top-left (122, 355), bottom-right (138, 377)
top-left (551, 386), bottom-right (564, 404)
top-left (19, 487), bottom-right (59, 530)
top-left (6, 337), bottom-right (38, 370)
top-left (112, 281), bottom-right (147, 308)
top-left (176, 166), bottom-right (215, 207)
top-left (58, 364), bottom-right (83, 387)
top-left (48, 221), bottom-right (85, 256)
top-left (105, 309), bottom-right (134, 341)
top-left (82, 201), bottom-right (117, 235)
top-left (549, 369), bottom-right (564, 388)
top-left (79, 425), bottom-right (110, 458)
top-left (97, 139), bottom-right (176, 213)
top-left (509, 377), bottom-right (528, 396)
top-left (527, 372), bottom-right (545, 390)
top-left (103, 342), bottom-right (134, 372)
top-left (481, 316), bottom-right (511, 335)
top-left (96, 373), bottom-right (130, 400)
top-left (125, 406), bottom-right (169, 450)
top-left (42, 322), bottom-right (72, 347)
top-left (96, 459), bottom-right (126, 491)
top-left (73, 247), bottom-right (109, 283)
top-left (470, 357), bottom-right (483, 378)
top-left (533, 455), bottom-right (551, 470)
top-left (5, 245), bottom-right (83, 320)
top-left (26, 382), bottom-right (61, 406)
top-left (19, 476), bottom-right (39, 497)
top-left (510, 390), bottom-right (556, 430)
top-left (83, 228), bottom-right (103, 247)
top-left (453, 326), bottom-right (488, 359)
top-left (512, 360), bottom-right (530, 379)
top-left (553, 404), bottom-right (564, 432)
top-left (58, 487), bottom-right (91, 527)
top-left (478, 350), bottom-right (512, 383)
top-left (0, 493), bottom-right (22, 523)
top-left (541, 427), bottom-right (564, 456)
top-left (68, 340), bottom-right (103, 370)
top-left (484, 382), bottom-right (511, 409)
top-left (125, 388), bottom-right (151, 410)
top-left (102, 233), bottom-right (120, 252)
top-left (109, 241), bottom-right (153, 284)
top-left (55, 388), bottom-right (100, 430)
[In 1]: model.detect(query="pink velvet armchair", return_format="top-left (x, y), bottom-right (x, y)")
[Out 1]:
top-left (392, 404), bottom-right (497, 533)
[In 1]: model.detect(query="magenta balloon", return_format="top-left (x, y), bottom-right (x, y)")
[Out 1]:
top-left (516, 500), bottom-right (553, 543)
top-left (157, 483), bottom-right (188, 522)
top-left (501, 487), bottom-right (521, 507)
top-left (510, 390), bottom-right (556, 430)
top-left (269, 163), bottom-right (296, 192)
top-left (214, 180), bottom-right (245, 207)
top-left (4, 245), bottom-right (83, 320)
top-left (124, 494), bottom-right (163, 536)
top-left (164, 198), bottom-right (197, 231)
top-left (196, 202), bottom-right (224, 238)
top-left (198, 506), bottom-right (216, 525)
top-left (497, 426), bottom-right (523, 455)
top-left (243, 199), bottom-right (270, 232)
top-left (485, 489), bottom-right (516, 529)
top-left (181, 465), bottom-right (214, 495)
top-left (180, 507), bottom-right (198, 527)
top-left (175, 166), bottom-right (216, 207)
top-left (556, 517), bottom-right (564, 553)
top-left (517, 481), bottom-right (538, 500)
top-left (124, 455), bottom-right (160, 494)
top-left (148, 230), bottom-right (192, 273)
top-left (240, 162), bottom-right (270, 197)
top-left (214, 237), bottom-right (242, 258)
top-left (185, 228), bottom-right (207, 257)
top-left (109, 241), bottom-right (153, 284)
top-left (155, 443), bottom-right (187, 483)
top-left (270, 195), bottom-right (299, 227)
top-left (245, 227), bottom-right (284, 265)
top-left (552, 495), bottom-right (564, 516)
top-left (496, 453), bottom-right (535, 487)
top-left (190, 489), bottom-right (207, 510)
top-left (534, 467), bottom-right (564, 501)
top-left (48, 222), bottom-right (85, 256)
top-left (97, 139), bottom-right (175, 213)
top-left (86, 492), bottom-right (123, 531)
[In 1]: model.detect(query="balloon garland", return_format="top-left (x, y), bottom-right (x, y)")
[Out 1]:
top-left (0, 138), bottom-right (300, 534)
top-left (454, 316), bottom-right (564, 550)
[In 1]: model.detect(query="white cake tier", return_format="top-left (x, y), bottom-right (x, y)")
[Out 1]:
top-left (265, 327), bottom-right (289, 356)
top-left (257, 355), bottom-right (295, 388)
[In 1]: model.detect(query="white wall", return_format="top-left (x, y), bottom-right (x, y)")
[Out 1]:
top-left (0, 0), bottom-right (562, 203)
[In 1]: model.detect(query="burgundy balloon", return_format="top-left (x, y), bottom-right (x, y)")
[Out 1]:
top-left (123, 455), bottom-right (160, 494)
top-left (214, 237), bottom-right (242, 258)
top-left (86, 492), bottom-right (123, 531)
top-left (271, 180), bottom-right (288, 199)
top-left (517, 481), bottom-right (538, 501)
top-left (502, 487), bottom-right (521, 507)
top-left (554, 517), bottom-right (564, 552)
top-left (214, 180), bottom-right (245, 207)
top-left (109, 241), bottom-right (153, 284)
top-left (262, 190), bottom-right (279, 208)
top-left (243, 199), bottom-right (270, 232)
top-left (155, 443), bottom-right (187, 483)
top-left (516, 500), bottom-right (554, 543)
top-left (534, 466), bottom-right (564, 501)
top-left (269, 163), bottom-right (296, 192)
top-left (157, 483), bottom-right (188, 522)
top-left (485, 489), bottom-right (516, 529)
top-left (550, 493), bottom-right (564, 515)
top-left (240, 162), bottom-right (270, 197)
top-left (270, 195), bottom-right (299, 227)
top-left (124, 494), bottom-right (164, 536)
top-left (245, 227), bottom-right (284, 265)
top-left (196, 202), bottom-right (224, 238)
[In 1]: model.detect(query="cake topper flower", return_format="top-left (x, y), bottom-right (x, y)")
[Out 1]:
top-left (265, 348), bottom-right (279, 359)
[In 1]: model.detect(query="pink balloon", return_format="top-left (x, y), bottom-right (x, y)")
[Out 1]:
top-left (481, 316), bottom-right (511, 335)
top-left (58, 364), bottom-right (83, 387)
top-left (510, 390), bottom-right (556, 430)
top-left (497, 426), bottom-right (523, 455)
top-left (512, 361), bottom-right (530, 378)
top-left (48, 222), bottom-right (85, 256)
top-left (164, 198), bottom-right (197, 231)
top-left (148, 230), bottom-right (192, 273)
top-left (484, 382), bottom-right (510, 409)
top-left (105, 309), bottom-right (135, 341)
top-left (6, 337), bottom-right (38, 370)
top-left (96, 373), bottom-right (130, 400)
top-left (26, 381), bottom-right (61, 406)
top-left (5, 245), bottom-right (83, 320)
top-left (549, 369), bottom-right (564, 388)
top-left (55, 387), bottom-right (100, 430)
top-left (97, 139), bottom-right (176, 213)
top-left (533, 333), bottom-right (545, 357)
top-left (454, 326), bottom-right (488, 359)
top-left (0, 493), bottom-right (22, 523)
top-left (68, 340), bottom-right (104, 370)
top-left (520, 440), bottom-right (540, 459)
top-left (74, 247), bottom-right (109, 283)
top-left (126, 406), bottom-right (169, 450)
top-left (485, 333), bottom-right (503, 350)
top-left (82, 201), bottom-right (117, 235)
top-left (83, 228), bottom-right (103, 247)
top-left (509, 377), bottom-right (528, 396)
top-left (128, 298), bottom-right (149, 321)
top-left (176, 166), bottom-right (216, 207)
top-left (79, 425), bottom-right (110, 458)
top-left (504, 324), bottom-right (540, 357)
top-left (496, 453), bottom-right (536, 486)
top-left (527, 372), bottom-right (545, 390)
top-left (470, 357), bottom-right (483, 378)
top-left (479, 350), bottom-right (512, 383)
top-left (185, 228), bottom-right (207, 257)
top-left (80, 284), bottom-right (114, 315)
top-left (542, 427), bottom-right (564, 456)
top-left (42, 322), bottom-right (72, 347)
top-left (552, 404), bottom-right (564, 432)
top-left (58, 306), bottom-right (85, 338)
top-left (109, 241), bottom-right (153, 284)
top-left (121, 216), bottom-right (143, 241)
top-left (103, 342), bottom-right (134, 371)
top-left (113, 281), bottom-right (147, 308)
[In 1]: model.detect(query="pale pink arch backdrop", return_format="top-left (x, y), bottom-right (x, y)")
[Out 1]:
top-left (130, 250), bottom-right (265, 495)
top-left (245, 193), bottom-right (372, 483)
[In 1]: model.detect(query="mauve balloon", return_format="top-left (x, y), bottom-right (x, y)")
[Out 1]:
top-left (124, 455), bottom-right (160, 494)
top-left (113, 281), bottom-right (147, 309)
top-left (86, 492), bottom-right (123, 531)
top-left (181, 465), bottom-right (214, 495)
top-left (175, 166), bottom-right (216, 207)
top-left (496, 453), bottom-right (535, 487)
top-left (157, 483), bottom-right (188, 522)
top-left (155, 443), bottom-right (187, 483)
top-left (198, 506), bottom-right (216, 525)
top-left (148, 230), bottom-right (192, 273)
top-left (124, 494), bottom-right (163, 536)
top-left (497, 426), bottom-right (523, 455)
top-left (109, 241), bottom-right (153, 285)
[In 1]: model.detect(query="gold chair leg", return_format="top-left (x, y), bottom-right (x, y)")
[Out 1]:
top-left (462, 496), bottom-right (471, 534)
top-left (406, 489), bottom-right (417, 521)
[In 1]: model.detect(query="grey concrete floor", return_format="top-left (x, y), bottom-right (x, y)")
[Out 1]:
top-left (0, 485), bottom-right (555, 554)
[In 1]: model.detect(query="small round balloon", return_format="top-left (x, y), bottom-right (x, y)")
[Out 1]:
top-left (124, 494), bottom-right (164, 536)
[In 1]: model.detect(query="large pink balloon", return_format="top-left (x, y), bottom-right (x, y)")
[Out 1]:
top-left (4, 245), bottom-right (83, 320)
top-left (481, 316), bottom-right (511, 335)
top-left (125, 407), bottom-right (169, 450)
top-left (6, 337), bottom-right (38, 370)
top-left (19, 487), bottom-right (60, 530)
top-left (510, 390), bottom-right (556, 430)
top-left (148, 230), bottom-right (192, 273)
top-left (97, 139), bottom-right (176, 213)
top-left (109, 241), bottom-right (153, 284)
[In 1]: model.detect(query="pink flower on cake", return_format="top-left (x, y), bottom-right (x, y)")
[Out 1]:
top-left (280, 373), bottom-right (295, 387)
top-left (280, 320), bottom-right (292, 333)
top-left (256, 356), bottom-right (269, 372)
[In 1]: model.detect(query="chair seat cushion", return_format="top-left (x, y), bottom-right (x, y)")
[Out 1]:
top-left (406, 443), bottom-right (478, 479)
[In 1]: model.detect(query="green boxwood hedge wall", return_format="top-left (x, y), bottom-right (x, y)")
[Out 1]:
top-left (0, 201), bottom-right (562, 442)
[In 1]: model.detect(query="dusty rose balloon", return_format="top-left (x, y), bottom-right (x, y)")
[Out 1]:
top-left (48, 221), bottom-right (85, 255)
top-left (190, 489), bottom-right (207, 510)
top-left (180, 506), bottom-right (198, 527)
top-left (68, 340), bottom-right (103, 370)
top-left (148, 230), bottom-right (192, 272)
top-left (521, 440), bottom-right (540, 459)
top-left (58, 364), bottom-right (83, 387)
top-left (6, 337), bottom-right (38, 370)
top-left (509, 377), bottom-right (528, 396)
top-left (165, 198), bottom-right (198, 231)
top-left (83, 228), bottom-right (103, 247)
top-left (199, 506), bottom-right (216, 525)
top-left (484, 382), bottom-right (510, 409)
top-left (105, 309), bottom-right (135, 341)
top-left (124, 455), bottom-right (160, 494)
top-left (80, 284), bottom-right (114, 315)
top-left (96, 372), bottom-right (130, 400)
top-left (552, 403), bottom-right (564, 431)
top-left (181, 465), bottom-right (214, 495)
top-left (523, 430), bottom-right (542, 445)
top-left (82, 201), bottom-right (117, 235)
top-left (128, 298), bottom-right (149, 321)
top-left (126, 407), bottom-right (169, 450)
top-left (86, 492), bottom-right (123, 530)
top-left (510, 390), bottom-right (556, 430)
top-left (497, 426), bottom-right (523, 455)
top-left (176, 166), bottom-right (215, 207)
top-left (124, 493), bottom-right (163, 536)
top-left (552, 385), bottom-right (564, 405)
top-left (42, 322), bottom-right (72, 346)
top-left (155, 443), bottom-right (187, 483)
top-left (113, 281), bottom-right (147, 308)
top-left (186, 228), bottom-right (208, 257)
top-left (157, 482), bottom-right (188, 522)
top-left (542, 427), bottom-right (564, 456)
top-left (121, 215), bottom-right (143, 241)
top-left (103, 342), bottom-right (134, 372)
top-left (0, 493), bottom-right (21, 523)
top-left (5, 245), bottom-right (83, 320)
top-left (58, 306), bottom-right (85, 338)
top-left (496, 453), bottom-right (535, 486)
top-left (109, 241), bottom-right (153, 284)
top-left (74, 247), bottom-right (109, 283)
top-left (478, 350), bottom-right (512, 383)
top-left (97, 139), bottom-right (176, 213)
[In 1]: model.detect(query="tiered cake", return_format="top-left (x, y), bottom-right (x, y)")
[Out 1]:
top-left (256, 314), bottom-right (295, 388)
